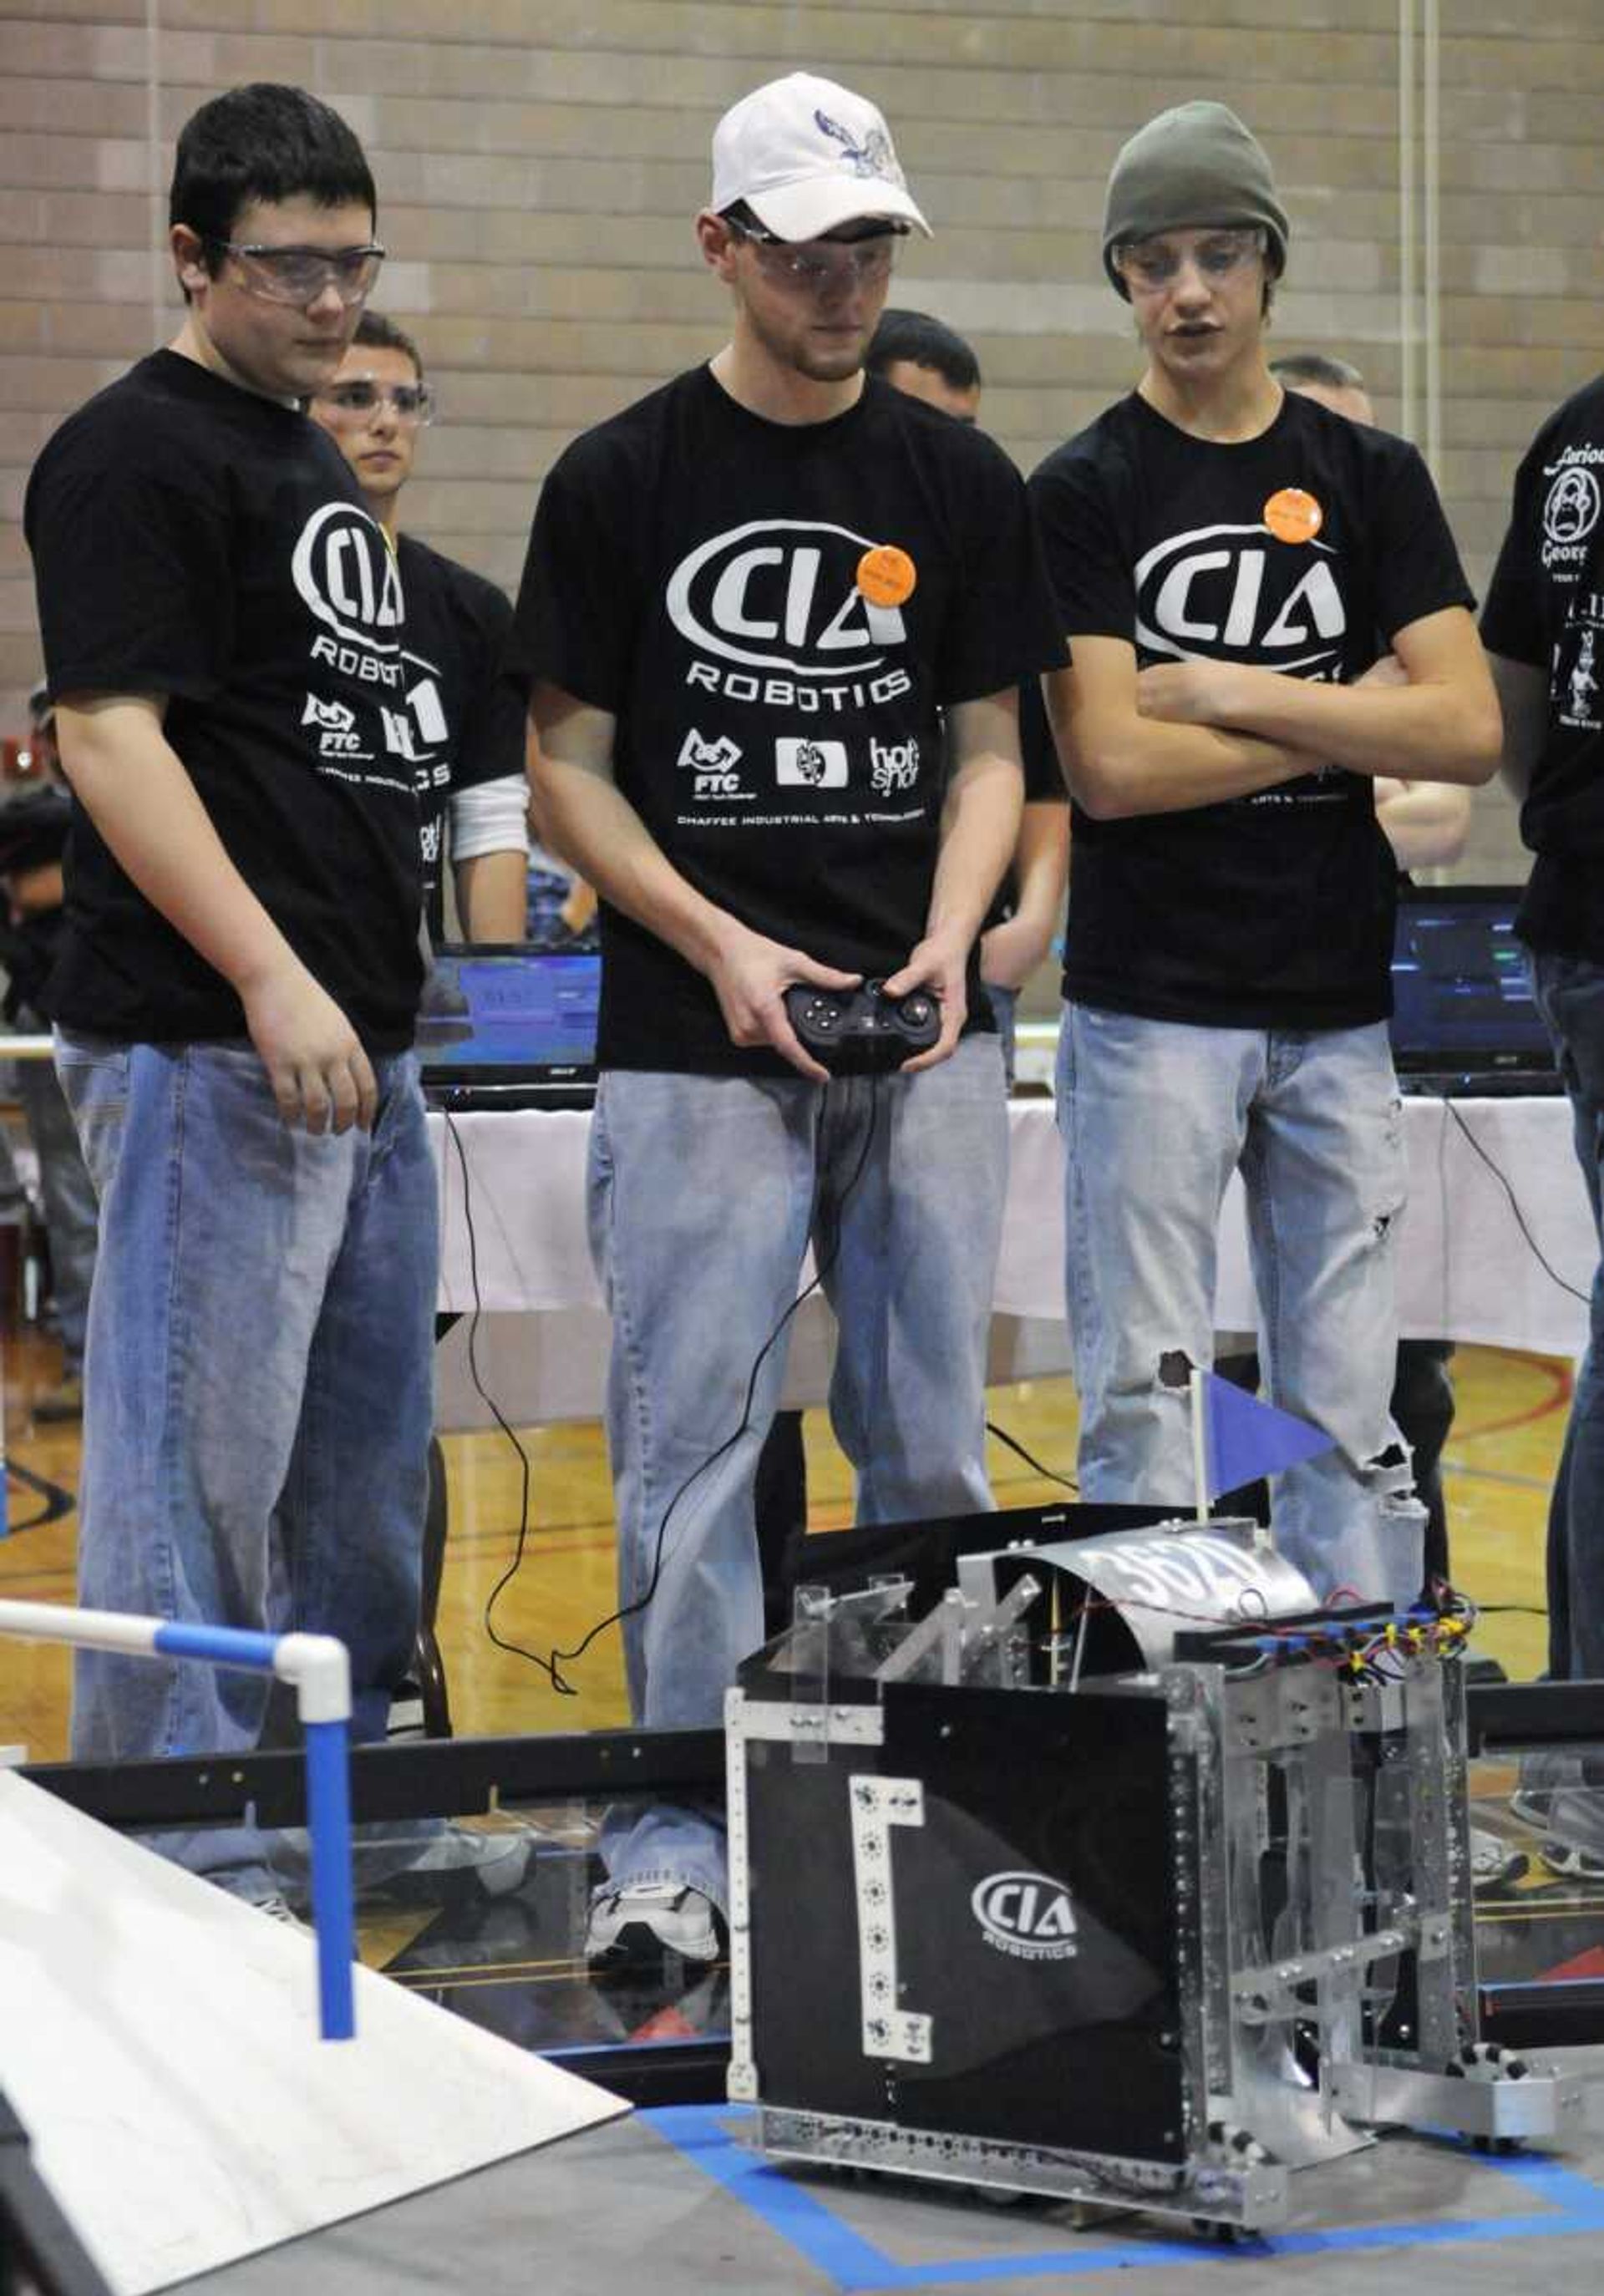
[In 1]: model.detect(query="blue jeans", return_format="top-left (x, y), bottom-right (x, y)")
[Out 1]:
top-left (1058, 1004), bottom-right (1422, 1609)
top-left (588, 1035), bottom-right (1008, 1910)
top-left (1530, 950), bottom-right (1604, 1680)
top-left (55, 1035), bottom-right (437, 1880)
top-left (985, 983), bottom-right (1018, 1087)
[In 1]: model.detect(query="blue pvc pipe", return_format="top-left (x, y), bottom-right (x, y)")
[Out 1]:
top-left (304, 1718), bottom-right (356, 2041)
top-left (153, 1622), bottom-right (282, 1670)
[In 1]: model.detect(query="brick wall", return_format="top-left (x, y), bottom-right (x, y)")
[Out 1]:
top-left (5, 0), bottom-right (1602, 883)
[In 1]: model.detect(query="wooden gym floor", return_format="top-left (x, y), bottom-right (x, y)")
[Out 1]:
top-left (0, 1323), bottom-right (1568, 1760)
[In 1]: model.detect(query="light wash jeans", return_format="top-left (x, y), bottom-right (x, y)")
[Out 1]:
top-left (1530, 950), bottom-right (1604, 1685)
top-left (588, 1035), bottom-right (1009, 1912)
top-left (1058, 1003), bottom-right (1422, 1609)
top-left (56, 1032), bottom-right (438, 1895)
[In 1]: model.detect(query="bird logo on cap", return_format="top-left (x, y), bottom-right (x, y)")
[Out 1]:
top-left (815, 108), bottom-right (901, 184)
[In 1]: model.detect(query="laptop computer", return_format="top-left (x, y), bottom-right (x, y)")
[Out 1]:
top-left (417, 944), bottom-right (600, 1112)
top-left (1389, 884), bottom-right (1561, 1097)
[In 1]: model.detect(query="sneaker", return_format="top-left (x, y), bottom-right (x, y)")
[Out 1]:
top-left (1535, 1791), bottom-right (1604, 1883)
top-left (252, 1893), bottom-right (314, 1936)
top-left (367, 1822), bottom-right (531, 1900)
top-left (1538, 1788), bottom-right (1604, 1882)
top-left (586, 1881), bottom-right (724, 1968)
top-left (1511, 1749), bottom-right (1582, 1831)
top-left (1470, 1825), bottom-right (1528, 1891)
top-left (32, 1373), bottom-right (83, 1423)
top-left (386, 1684), bottom-right (427, 1741)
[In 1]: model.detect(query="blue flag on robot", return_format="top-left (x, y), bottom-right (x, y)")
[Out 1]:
top-left (1195, 1368), bottom-right (1335, 1508)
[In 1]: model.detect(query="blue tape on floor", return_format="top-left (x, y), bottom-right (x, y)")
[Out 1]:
top-left (642, 2106), bottom-right (1604, 2292)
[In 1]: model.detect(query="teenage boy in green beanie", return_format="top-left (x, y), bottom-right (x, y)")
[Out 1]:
top-left (1028, 101), bottom-right (1500, 1610)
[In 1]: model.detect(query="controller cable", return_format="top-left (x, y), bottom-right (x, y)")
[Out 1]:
top-left (448, 1087), bottom-right (884, 1694)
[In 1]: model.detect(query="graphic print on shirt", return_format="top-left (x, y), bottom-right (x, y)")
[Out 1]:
top-left (1134, 520), bottom-right (1347, 677)
top-left (1541, 452), bottom-right (1604, 574)
top-left (1556, 587), bottom-right (1604, 732)
top-left (291, 500), bottom-right (411, 796)
top-left (664, 517), bottom-right (919, 832)
top-left (1134, 514), bottom-right (1349, 810)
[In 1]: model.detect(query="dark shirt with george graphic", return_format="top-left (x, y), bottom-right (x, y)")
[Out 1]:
top-left (25, 349), bottom-right (424, 1053)
top-left (1028, 389), bottom-right (1473, 1031)
top-left (394, 534), bottom-right (526, 945)
top-left (510, 365), bottom-right (1066, 1075)
top-left (1481, 374), bottom-right (1604, 967)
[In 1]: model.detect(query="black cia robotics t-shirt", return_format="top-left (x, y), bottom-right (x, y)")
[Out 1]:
top-left (396, 535), bottom-right (527, 944)
top-left (510, 365), bottom-right (1066, 1073)
top-left (24, 350), bottom-right (424, 1051)
top-left (1029, 388), bottom-right (1475, 1030)
top-left (1481, 375), bottom-right (1604, 965)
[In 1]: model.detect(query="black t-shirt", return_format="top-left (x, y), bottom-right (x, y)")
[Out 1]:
top-left (396, 535), bottom-right (526, 943)
top-left (510, 365), bottom-right (1065, 1073)
top-left (24, 350), bottom-right (424, 1052)
top-left (1029, 388), bottom-right (1474, 1029)
top-left (1480, 374), bottom-right (1604, 963)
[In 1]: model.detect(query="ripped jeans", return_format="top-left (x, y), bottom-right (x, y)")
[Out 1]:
top-left (1058, 1004), bottom-right (1422, 1609)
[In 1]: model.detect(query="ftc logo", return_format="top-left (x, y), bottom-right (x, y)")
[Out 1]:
top-left (677, 727), bottom-right (750, 800)
top-left (666, 520), bottom-right (907, 677)
top-left (301, 692), bottom-right (364, 758)
top-left (971, 1870), bottom-right (1079, 1962)
top-left (1134, 521), bottom-right (1347, 674)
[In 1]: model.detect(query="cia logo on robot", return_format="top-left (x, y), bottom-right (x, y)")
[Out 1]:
top-left (970, 1869), bottom-right (1079, 1961)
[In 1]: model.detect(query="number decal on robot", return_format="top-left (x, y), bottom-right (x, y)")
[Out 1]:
top-left (1087, 1534), bottom-right (1264, 1618)
top-left (849, 1774), bottom-right (933, 2064)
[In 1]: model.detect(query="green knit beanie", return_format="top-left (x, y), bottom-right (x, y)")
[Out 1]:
top-left (1103, 101), bottom-right (1289, 298)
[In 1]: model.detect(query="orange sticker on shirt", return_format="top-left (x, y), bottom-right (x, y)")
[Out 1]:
top-left (1263, 487), bottom-right (1323, 545)
top-left (856, 544), bottom-right (917, 608)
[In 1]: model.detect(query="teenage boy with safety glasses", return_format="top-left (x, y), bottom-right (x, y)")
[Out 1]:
top-left (310, 312), bottom-right (529, 945)
top-left (1028, 102), bottom-right (1500, 1613)
top-left (24, 86), bottom-right (447, 1905)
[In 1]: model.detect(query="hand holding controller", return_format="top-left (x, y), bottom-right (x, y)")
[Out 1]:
top-left (782, 979), bottom-right (942, 1075)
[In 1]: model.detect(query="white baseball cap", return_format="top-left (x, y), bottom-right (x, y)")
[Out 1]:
top-left (710, 72), bottom-right (931, 241)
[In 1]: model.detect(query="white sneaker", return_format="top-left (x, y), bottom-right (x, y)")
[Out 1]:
top-left (252, 1893), bottom-right (314, 1936)
top-left (1470, 1825), bottom-right (1529, 1891)
top-left (586, 1881), bottom-right (724, 1966)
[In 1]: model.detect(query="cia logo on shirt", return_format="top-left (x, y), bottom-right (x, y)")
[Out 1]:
top-left (1134, 520), bottom-right (1347, 676)
top-left (292, 501), bottom-right (404, 661)
top-left (666, 520), bottom-right (911, 703)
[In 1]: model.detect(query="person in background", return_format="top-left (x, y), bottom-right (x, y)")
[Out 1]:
top-left (0, 684), bottom-right (98, 1422)
top-left (1481, 357), bottom-right (1604, 1883)
top-left (309, 311), bottom-right (527, 944)
top-left (866, 310), bottom-right (1071, 1077)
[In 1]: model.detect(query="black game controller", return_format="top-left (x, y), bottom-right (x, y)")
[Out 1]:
top-left (784, 980), bottom-right (942, 1074)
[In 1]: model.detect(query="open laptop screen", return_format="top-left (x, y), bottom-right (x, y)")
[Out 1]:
top-left (1389, 886), bottom-right (1554, 1077)
top-left (418, 945), bottom-right (600, 1108)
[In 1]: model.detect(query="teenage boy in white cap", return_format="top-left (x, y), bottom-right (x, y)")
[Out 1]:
top-left (1029, 101), bottom-right (1500, 1611)
top-left (514, 71), bottom-right (1063, 1967)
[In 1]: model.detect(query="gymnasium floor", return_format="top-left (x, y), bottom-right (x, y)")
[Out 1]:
top-left (0, 1329), bottom-right (1567, 1755)
top-left (11, 1321), bottom-right (1604, 2293)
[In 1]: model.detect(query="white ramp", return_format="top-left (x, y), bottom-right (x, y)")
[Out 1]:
top-left (0, 1771), bottom-right (627, 2293)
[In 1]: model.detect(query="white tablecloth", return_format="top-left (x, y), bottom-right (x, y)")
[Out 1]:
top-left (430, 1096), bottom-right (1595, 1426)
